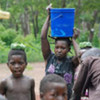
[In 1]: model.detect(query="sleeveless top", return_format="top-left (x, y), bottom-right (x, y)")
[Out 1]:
top-left (45, 53), bottom-right (75, 99)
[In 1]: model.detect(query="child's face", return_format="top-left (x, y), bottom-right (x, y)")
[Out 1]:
top-left (7, 55), bottom-right (27, 78)
top-left (41, 82), bottom-right (68, 100)
top-left (55, 40), bottom-right (69, 59)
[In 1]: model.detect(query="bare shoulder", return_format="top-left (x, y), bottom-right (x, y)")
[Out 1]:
top-left (23, 75), bottom-right (35, 81)
top-left (23, 76), bottom-right (35, 85)
top-left (0, 78), bottom-right (6, 84)
top-left (0, 78), bottom-right (6, 88)
top-left (0, 76), bottom-right (10, 86)
top-left (0, 76), bottom-right (11, 94)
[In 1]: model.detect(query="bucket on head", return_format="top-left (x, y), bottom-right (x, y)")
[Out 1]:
top-left (50, 8), bottom-right (75, 37)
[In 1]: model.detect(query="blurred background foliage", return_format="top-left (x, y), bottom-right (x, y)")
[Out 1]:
top-left (0, 0), bottom-right (100, 63)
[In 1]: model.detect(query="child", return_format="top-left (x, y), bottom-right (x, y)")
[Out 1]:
top-left (81, 48), bottom-right (100, 60)
top-left (41, 4), bottom-right (79, 100)
top-left (0, 43), bottom-right (35, 100)
top-left (40, 74), bottom-right (68, 100)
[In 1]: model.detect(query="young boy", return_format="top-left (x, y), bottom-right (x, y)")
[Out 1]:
top-left (0, 43), bottom-right (35, 100)
top-left (41, 4), bottom-right (79, 99)
top-left (40, 74), bottom-right (68, 100)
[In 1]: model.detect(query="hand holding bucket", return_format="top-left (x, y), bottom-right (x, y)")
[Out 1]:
top-left (46, 3), bottom-right (52, 15)
top-left (73, 28), bottom-right (80, 39)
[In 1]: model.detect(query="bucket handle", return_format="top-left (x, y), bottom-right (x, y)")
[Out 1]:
top-left (50, 14), bottom-right (63, 22)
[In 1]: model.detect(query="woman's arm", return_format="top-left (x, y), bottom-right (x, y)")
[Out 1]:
top-left (41, 15), bottom-right (51, 61)
top-left (41, 4), bottom-right (52, 61)
top-left (72, 28), bottom-right (80, 58)
top-left (72, 28), bottom-right (80, 66)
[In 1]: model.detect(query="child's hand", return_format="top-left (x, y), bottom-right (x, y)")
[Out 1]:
top-left (46, 3), bottom-right (52, 15)
top-left (73, 28), bottom-right (80, 39)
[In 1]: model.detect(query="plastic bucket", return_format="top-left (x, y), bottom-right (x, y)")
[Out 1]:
top-left (50, 8), bottom-right (75, 37)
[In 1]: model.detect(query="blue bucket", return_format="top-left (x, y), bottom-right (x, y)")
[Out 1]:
top-left (50, 8), bottom-right (75, 37)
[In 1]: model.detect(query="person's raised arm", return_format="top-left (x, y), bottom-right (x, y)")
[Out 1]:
top-left (72, 28), bottom-right (80, 57)
top-left (72, 28), bottom-right (80, 66)
top-left (41, 4), bottom-right (52, 61)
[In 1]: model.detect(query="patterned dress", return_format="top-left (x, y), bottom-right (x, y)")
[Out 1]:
top-left (45, 53), bottom-right (76, 99)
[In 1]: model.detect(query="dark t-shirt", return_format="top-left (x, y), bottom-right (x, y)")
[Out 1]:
top-left (45, 53), bottom-right (75, 99)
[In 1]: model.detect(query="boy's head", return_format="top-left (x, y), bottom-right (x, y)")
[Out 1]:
top-left (8, 49), bottom-right (27, 63)
top-left (81, 48), bottom-right (100, 60)
top-left (40, 74), bottom-right (68, 100)
top-left (7, 43), bottom-right (27, 78)
top-left (54, 38), bottom-right (71, 59)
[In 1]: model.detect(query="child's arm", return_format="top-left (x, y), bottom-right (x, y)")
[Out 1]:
top-left (0, 80), bottom-right (6, 95)
top-left (41, 4), bottom-right (52, 61)
top-left (31, 79), bottom-right (36, 100)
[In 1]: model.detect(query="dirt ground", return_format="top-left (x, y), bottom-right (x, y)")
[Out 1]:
top-left (0, 62), bottom-right (45, 100)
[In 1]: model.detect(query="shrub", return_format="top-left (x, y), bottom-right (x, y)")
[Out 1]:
top-left (92, 32), bottom-right (100, 47)
top-left (13, 34), bottom-right (43, 62)
top-left (0, 24), bottom-right (5, 32)
top-left (0, 40), bottom-right (9, 63)
top-left (0, 29), bottom-right (17, 45)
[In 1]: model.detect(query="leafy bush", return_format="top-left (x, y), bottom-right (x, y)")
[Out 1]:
top-left (13, 33), bottom-right (43, 62)
top-left (0, 40), bottom-right (9, 63)
top-left (13, 34), bottom-right (25, 43)
top-left (92, 32), bottom-right (100, 47)
top-left (0, 24), bottom-right (6, 32)
top-left (0, 29), bottom-right (17, 45)
top-left (78, 31), bottom-right (89, 42)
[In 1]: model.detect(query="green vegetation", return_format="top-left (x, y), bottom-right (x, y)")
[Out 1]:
top-left (0, 0), bottom-right (100, 63)
top-left (79, 42), bottom-right (92, 49)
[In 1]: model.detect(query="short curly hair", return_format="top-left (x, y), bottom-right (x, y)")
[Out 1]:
top-left (8, 49), bottom-right (27, 63)
top-left (40, 74), bottom-right (67, 94)
top-left (55, 37), bottom-right (72, 47)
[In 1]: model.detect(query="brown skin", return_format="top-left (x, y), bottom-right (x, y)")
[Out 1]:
top-left (41, 15), bottom-right (69, 64)
top-left (40, 82), bottom-right (68, 100)
top-left (41, 15), bottom-right (51, 62)
top-left (0, 55), bottom-right (35, 100)
top-left (41, 15), bottom-right (79, 67)
top-left (55, 40), bottom-right (70, 61)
